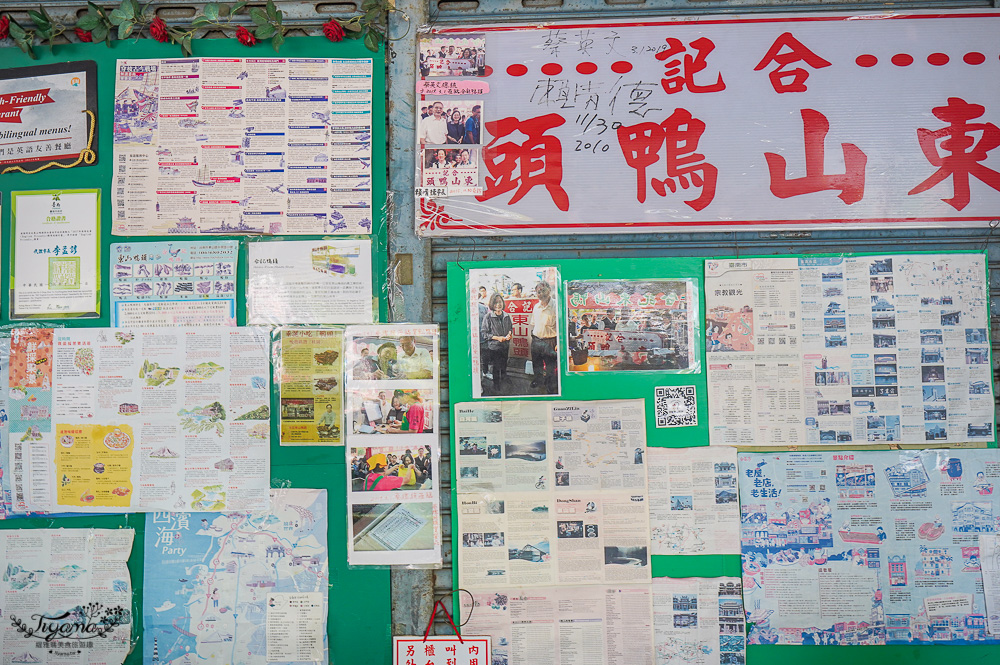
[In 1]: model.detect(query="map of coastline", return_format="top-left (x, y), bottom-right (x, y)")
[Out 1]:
top-left (144, 488), bottom-right (328, 665)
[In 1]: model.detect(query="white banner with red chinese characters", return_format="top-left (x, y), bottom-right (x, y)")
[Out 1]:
top-left (415, 10), bottom-right (1000, 235)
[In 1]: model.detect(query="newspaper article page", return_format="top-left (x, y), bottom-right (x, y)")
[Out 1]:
top-left (8, 327), bottom-right (271, 514)
top-left (653, 577), bottom-right (745, 665)
top-left (649, 447), bottom-right (740, 555)
top-left (277, 328), bottom-right (344, 446)
top-left (0, 528), bottom-right (134, 665)
top-left (344, 324), bottom-right (441, 566)
top-left (453, 400), bottom-right (647, 494)
top-left (705, 258), bottom-right (803, 447)
top-left (707, 253), bottom-right (993, 446)
top-left (798, 254), bottom-right (993, 445)
top-left (461, 585), bottom-right (654, 665)
top-left (454, 399), bottom-right (650, 587)
top-left (740, 449), bottom-right (1000, 645)
top-left (458, 490), bottom-right (650, 588)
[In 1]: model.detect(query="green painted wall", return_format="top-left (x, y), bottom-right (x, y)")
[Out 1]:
top-left (446, 254), bottom-right (999, 663)
top-left (0, 36), bottom-right (391, 665)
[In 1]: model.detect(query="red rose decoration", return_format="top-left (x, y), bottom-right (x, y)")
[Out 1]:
top-left (74, 27), bottom-right (94, 42)
top-left (150, 17), bottom-right (169, 43)
top-left (0, 15), bottom-right (9, 40)
top-left (236, 26), bottom-right (258, 47)
top-left (322, 19), bottom-right (345, 43)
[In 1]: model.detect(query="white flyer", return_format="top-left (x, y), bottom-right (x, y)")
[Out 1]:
top-left (648, 447), bottom-right (740, 555)
top-left (454, 399), bottom-right (651, 588)
top-left (0, 528), bottom-right (134, 665)
top-left (653, 577), bottom-right (745, 665)
top-left (11, 189), bottom-right (100, 319)
top-left (247, 239), bottom-right (374, 325)
top-left (706, 253), bottom-right (994, 446)
top-left (461, 585), bottom-right (654, 665)
top-left (112, 57), bottom-right (374, 235)
top-left (458, 490), bottom-right (651, 589)
top-left (265, 592), bottom-right (325, 662)
top-left (453, 400), bottom-right (648, 494)
top-left (981, 534), bottom-right (1000, 636)
top-left (7, 327), bottom-right (271, 514)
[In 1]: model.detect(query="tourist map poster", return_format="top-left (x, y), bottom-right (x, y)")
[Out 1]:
top-left (110, 239), bottom-right (238, 327)
top-left (706, 253), bottom-right (993, 446)
top-left (112, 57), bottom-right (373, 235)
top-left (740, 449), bottom-right (1000, 645)
top-left (7, 327), bottom-right (271, 514)
top-left (143, 488), bottom-right (328, 664)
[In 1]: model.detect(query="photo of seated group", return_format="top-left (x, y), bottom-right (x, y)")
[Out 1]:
top-left (351, 445), bottom-right (434, 491)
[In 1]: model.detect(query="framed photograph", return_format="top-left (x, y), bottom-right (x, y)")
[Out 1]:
top-left (565, 279), bottom-right (700, 372)
top-left (469, 266), bottom-right (561, 398)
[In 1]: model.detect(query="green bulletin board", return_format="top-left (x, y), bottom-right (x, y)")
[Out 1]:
top-left (446, 253), bottom-right (999, 663)
top-left (0, 37), bottom-right (390, 665)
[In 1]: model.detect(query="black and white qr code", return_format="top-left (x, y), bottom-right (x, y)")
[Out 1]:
top-left (654, 386), bottom-right (697, 428)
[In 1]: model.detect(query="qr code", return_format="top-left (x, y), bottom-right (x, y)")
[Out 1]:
top-left (655, 386), bottom-right (697, 428)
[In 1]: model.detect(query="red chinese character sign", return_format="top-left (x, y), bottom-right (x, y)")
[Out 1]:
top-left (393, 637), bottom-right (491, 665)
top-left (415, 10), bottom-right (1000, 236)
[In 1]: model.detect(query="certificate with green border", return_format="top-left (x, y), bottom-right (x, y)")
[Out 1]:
top-left (10, 189), bottom-right (101, 319)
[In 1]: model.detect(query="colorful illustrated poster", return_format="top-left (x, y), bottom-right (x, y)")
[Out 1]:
top-left (113, 57), bottom-right (373, 235)
top-left (10, 189), bottom-right (100, 319)
top-left (566, 279), bottom-right (699, 373)
top-left (653, 577), bottom-right (745, 665)
top-left (706, 253), bottom-right (993, 446)
top-left (247, 239), bottom-right (374, 325)
top-left (7, 327), bottom-right (270, 514)
top-left (0, 61), bottom-right (98, 173)
top-left (648, 447), bottom-right (740, 555)
top-left (143, 488), bottom-right (328, 665)
top-left (468, 266), bottom-right (561, 399)
top-left (0, 338), bottom-right (12, 518)
top-left (739, 449), bottom-right (1000, 645)
top-left (0, 528), bottom-right (134, 665)
top-left (345, 324), bottom-right (442, 566)
top-left (110, 239), bottom-right (238, 327)
top-left (278, 328), bottom-right (344, 446)
top-left (460, 585), bottom-right (654, 665)
top-left (416, 13), bottom-right (1000, 236)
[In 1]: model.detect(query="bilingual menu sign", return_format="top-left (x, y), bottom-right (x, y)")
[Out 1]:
top-left (0, 61), bottom-right (98, 173)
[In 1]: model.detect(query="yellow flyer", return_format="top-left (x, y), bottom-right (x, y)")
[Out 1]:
top-left (55, 423), bottom-right (134, 508)
top-left (279, 328), bottom-right (343, 446)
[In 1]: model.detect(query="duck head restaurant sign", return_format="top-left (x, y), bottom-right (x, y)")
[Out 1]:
top-left (415, 10), bottom-right (1000, 235)
top-left (0, 61), bottom-right (98, 174)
